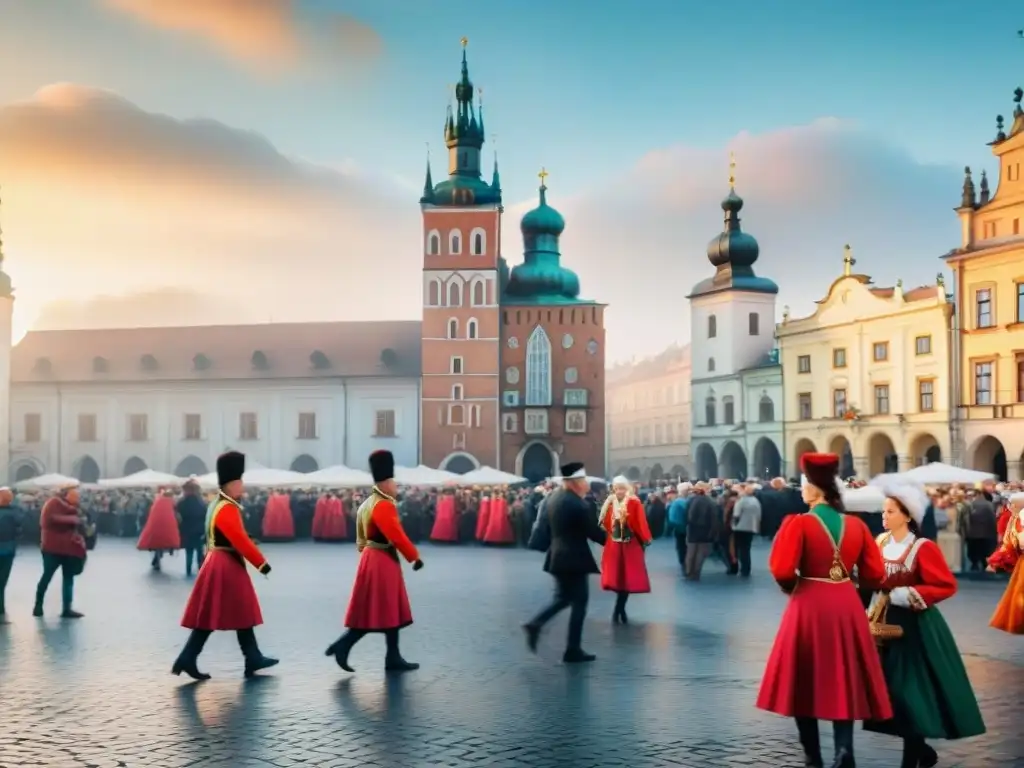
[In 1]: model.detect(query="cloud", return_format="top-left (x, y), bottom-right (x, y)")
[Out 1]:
top-left (100, 0), bottom-right (381, 73)
top-left (0, 83), bottom-right (965, 362)
top-left (0, 83), bottom-right (416, 337)
top-left (548, 118), bottom-right (963, 361)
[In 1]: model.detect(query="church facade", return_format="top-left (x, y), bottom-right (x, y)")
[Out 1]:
top-left (687, 162), bottom-right (784, 480)
top-left (418, 43), bottom-right (607, 482)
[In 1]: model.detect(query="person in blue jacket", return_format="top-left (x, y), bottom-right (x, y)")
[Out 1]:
top-left (667, 483), bottom-right (691, 576)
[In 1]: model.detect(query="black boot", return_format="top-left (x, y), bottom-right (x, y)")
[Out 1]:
top-left (237, 628), bottom-right (278, 677)
top-left (795, 717), bottom-right (823, 768)
top-left (918, 742), bottom-right (937, 768)
top-left (384, 629), bottom-right (419, 672)
top-left (172, 629), bottom-right (212, 680)
top-left (830, 721), bottom-right (855, 768)
top-left (151, 552), bottom-right (161, 572)
top-left (613, 593), bottom-right (629, 624)
top-left (325, 629), bottom-right (363, 672)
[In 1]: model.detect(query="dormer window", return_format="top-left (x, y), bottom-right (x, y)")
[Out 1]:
top-left (310, 350), bottom-right (330, 370)
top-left (140, 353), bottom-right (158, 371)
top-left (251, 350), bottom-right (269, 370)
top-left (92, 356), bottom-right (108, 373)
top-left (33, 357), bottom-right (51, 375)
top-left (193, 353), bottom-right (211, 371)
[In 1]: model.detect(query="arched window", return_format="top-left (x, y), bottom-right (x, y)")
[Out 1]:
top-left (708, 314), bottom-right (717, 338)
top-left (723, 396), bottom-right (735, 425)
top-left (452, 384), bottom-right (464, 401)
top-left (449, 229), bottom-right (462, 255)
top-left (471, 279), bottom-right (485, 306)
top-left (426, 229), bottom-right (440, 255)
top-left (447, 280), bottom-right (462, 307)
top-left (705, 396), bottom-right (716, 426)
top-left (447, 318), bottom-right (458, 339)
top-left (428, 279), bottom-right (440, 306)
top-left (449, 404), bottom-right (465, 425)
top-left (708, 357), bottom-right (716, 372)
top-left (525, 325), bottom-right (553, 406)
top-left (470, 227), bottom-right (486, 255)
top-left (467, 318), bottom-right (479, 339)
top-left (759, 395), bottom-right (775, 422)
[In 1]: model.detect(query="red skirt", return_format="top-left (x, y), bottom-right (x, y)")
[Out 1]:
top-left (343, 548), bottom-right (413, 632)
top-left (180, 550), bottom-right (264, 630)
top-left (756, 579), bottom-right (892, 721)
top-left (137, 501), bottom-right (181, 551)
top-left (475, 499), bottom-right (491, 540)
top-left (430, 504), bottom-right (459, 542)
top-left (261, 498), bottom-right (295, 540)
top-left (312, 500), bottom-right (347, 541)
top-left (600, 539), bottom-right (651, 593)
top-left (483, 500), bottom-right (515, 545)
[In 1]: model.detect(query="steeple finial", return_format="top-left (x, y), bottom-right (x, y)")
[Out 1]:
top-left (979, 169), bottom-right (990, 205)
top-left (729, 151), bottom-right (736, 188)
top-left (461, 36), bottom-right (468, 49)
top-left (538, 167), bottom-right (549, 189)
top-left (961, 166), bottom-right (977, 209)
top-left (842, 244), bottom-right (855, 277)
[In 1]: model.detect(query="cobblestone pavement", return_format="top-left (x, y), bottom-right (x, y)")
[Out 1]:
top-left (1, 538), bottom-right (1022, 767)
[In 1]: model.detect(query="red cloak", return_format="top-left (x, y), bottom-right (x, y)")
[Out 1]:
top-left (312, 496), bottom-right (348, 541)
top-left (181, 495), bottom-right (267, 631)
top-left (137, 495), bottom-right (181, 551)
top-left (475, 497), bottom-right (492, 540)
top-left (482, 496), bottom-right (516, 545)
top-left (599, 496), bottom-right (651, 593)
top-left (756, 510), bottom-right (892, 722)
top-left (261, 493), bottom-right (295, 540)
top-left (430, 494), bottom-right (459, 542)
top-left (344, 491), bottom-right (418, 632)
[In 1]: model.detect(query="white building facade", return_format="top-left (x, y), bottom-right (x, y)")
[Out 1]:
top-left (7, 322), bottom-right (422, 483)
top-left (688, 179), bottom-right (784, 480)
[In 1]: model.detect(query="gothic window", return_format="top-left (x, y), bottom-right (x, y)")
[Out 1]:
top-left (467, 318), bottom-right (479, 339)
top-left (428, 279), bottom-right (440, 306)
top-left (525, 325), bottom-right (553, 406)
top-left (708, 314), bottom-right (717, 338)
top-left (427, 229), bottom-right (441, 255)
top-left (471, 228), bottom-right (486, 256)
top-left (759, 395), bottom-right (775, 422)
top-left (449, 229), bottom-right (462, 255)
top-left (471, 279), bottom-right (485, 306)
top-left (447, 279), bottom-right (462, 307)
top-left (705, 396), bottom-right (716, 426)
top-left (723, 396), bottom-right (735, 425)
top-left (447, 318), bottom-right (458, 338)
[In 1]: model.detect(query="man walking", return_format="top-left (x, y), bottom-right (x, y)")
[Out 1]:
top-left (0, 488), bottom-right (21, 623)
top-left (684, 482), bottom-right (719, 581)
top-left (523, 462), bottom-right (607, 663)
top-left (667, 483), bottom-right (690, 576)
top-left (731, 483), bottom-right (761, 577)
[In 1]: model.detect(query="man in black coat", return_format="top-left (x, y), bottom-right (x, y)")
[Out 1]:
top-left (523, 462), bottom-right (607, 663)
top-left (176, 479), bottom-right (207, 577)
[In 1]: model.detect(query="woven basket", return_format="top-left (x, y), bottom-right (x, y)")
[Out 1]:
top-left (867, 593), bottom-right (903, 645)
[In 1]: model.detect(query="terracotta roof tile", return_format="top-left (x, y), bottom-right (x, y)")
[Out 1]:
top-left (12, 321), bottom-right (423, 384)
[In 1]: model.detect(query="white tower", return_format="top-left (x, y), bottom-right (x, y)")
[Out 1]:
top-left (0, 187), bottom-right (14, 484)
top-left (687, 156), bottom-right (779, 478)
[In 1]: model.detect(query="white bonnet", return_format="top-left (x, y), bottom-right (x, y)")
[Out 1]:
top-left (878, 480), bottom-right (928, 526)
top-left (611, 475), bottom-right (631, 489)
top-left (800, 475), bottom-right (845, 491)
top-left (1008, 491), bottom-right (1024, 507)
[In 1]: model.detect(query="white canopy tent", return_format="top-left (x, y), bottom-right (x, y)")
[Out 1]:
top-left (453, 466), bottom-right (527, 486)
top-left (302, 465), bottom-right (374, 488)
top-left (547, 475), bottom-right (608, 485)
top-left (195, 466), bottom-right (309, 490)
top-left (14, 473), bottom-right (80, 492)
top-left (899, 462), bottom-right (995, 485)
top-left (98, 469), bottom-right (185, 489)
top-left (394, 465), bottom-right (459, 486)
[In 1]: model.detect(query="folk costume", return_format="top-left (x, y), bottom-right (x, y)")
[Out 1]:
top-left (261, 492), bottom-right (295, 541)
top-left (326, 450), bottom-right (423, 673)
top-left (173, 451), bottom-right (278, 681)
top-left (756, 453), bottom-right (891, 768)
top-left (312, 493), bottom-right (348, 542)
top-left (482, 491), bottom-right (516, 545)
top-left (599, 476), bottom-right (651, 624)
top-left (429, 491), bottom-right (460, 543)
top-left (864, 481), bottom-right (985, 768)
top-left (475, 490), bottom-right (492, 541)
top-left (34, 488), bottom-right (87, 619)
top-left (137, 490), bottom-right (181, 571)
top-left (989, 492), bottom-right (1024, 634)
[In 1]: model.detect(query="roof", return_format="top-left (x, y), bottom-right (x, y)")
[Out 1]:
top-left (607, 344), bottom-right (691, 387)
top-left (11, 320), bottom-right (423, 384)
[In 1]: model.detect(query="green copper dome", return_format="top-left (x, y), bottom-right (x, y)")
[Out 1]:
top-left (505, 181), bottom-right (580, 303)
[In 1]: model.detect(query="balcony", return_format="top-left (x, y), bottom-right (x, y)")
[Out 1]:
top-left (959, 403), bottom-right (1024, 420)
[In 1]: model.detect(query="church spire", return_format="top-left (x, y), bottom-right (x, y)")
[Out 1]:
top-left (443, 38), bottom-right (484, 177)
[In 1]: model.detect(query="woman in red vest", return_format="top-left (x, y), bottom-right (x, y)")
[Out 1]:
top-left (599, 476), bottom-right (651, 623)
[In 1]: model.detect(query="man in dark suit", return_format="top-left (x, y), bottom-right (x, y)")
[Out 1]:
top-left (523, 462), bottom-right (607, 663)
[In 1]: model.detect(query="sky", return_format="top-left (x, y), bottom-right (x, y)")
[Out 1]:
top-left (0, 0), bottom-right (1019, 361)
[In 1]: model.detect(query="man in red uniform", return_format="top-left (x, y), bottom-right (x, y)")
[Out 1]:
top-left (325, 450), bottom-right (423, 673)
top-left (172, 451), bottom-right (278, 680)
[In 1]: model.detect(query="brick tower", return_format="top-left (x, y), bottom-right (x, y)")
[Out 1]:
top-left (419, 39), bottom-right (503, 473)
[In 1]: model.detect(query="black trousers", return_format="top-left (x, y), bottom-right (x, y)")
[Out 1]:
top-left (733, 531), bottom-right (754, 575)
top-left (528, 573), bottom-right (589, 652)
top-left (674, 532), bottom-right (688, 573)
top-left (0, 554), bottom-right (13, 614)
top-left (965, 538), bottom-right (994, 570)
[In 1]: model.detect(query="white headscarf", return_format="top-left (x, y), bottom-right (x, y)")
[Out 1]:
top-left (611, 475), bottom-right (631, 489)
top-left (877, 479), bottom-right (928, 526)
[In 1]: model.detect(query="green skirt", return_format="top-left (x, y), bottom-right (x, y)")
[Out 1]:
top-left (865, 604), bottom-right (985, 740)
